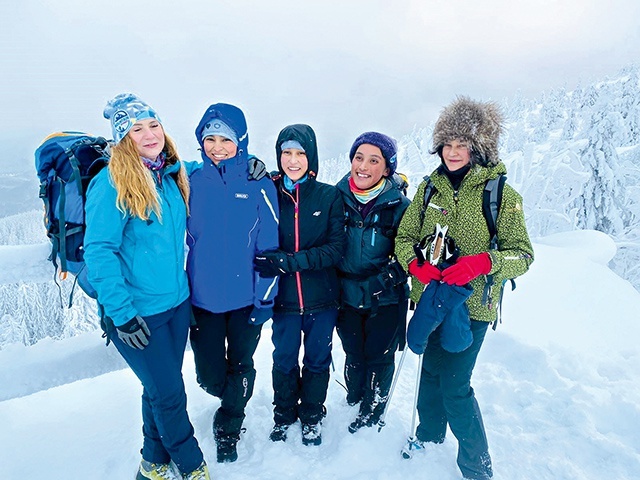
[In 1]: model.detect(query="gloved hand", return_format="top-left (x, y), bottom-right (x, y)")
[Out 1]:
top-left (248, 306), bottom-right (273, 325)
top-left (408, 258), bottom-right (442, 285)
top-left (116, 315), bottom-right (151, 350)
top-left (248, 156), bottom-right (268, 181)
top-left (374, 259), bottom-right (408, 294)
top-left (254, 249), bottom-right (290, 277)
top-left (441, 252), bottom-right (492, 286)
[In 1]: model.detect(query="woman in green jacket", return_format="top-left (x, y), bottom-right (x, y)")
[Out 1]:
top-left (395, 96), bottom-right (534, 480)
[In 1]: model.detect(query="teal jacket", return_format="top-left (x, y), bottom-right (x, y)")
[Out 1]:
top-left (84, 161), bottom-right (190, 327)
top-left (337, 174), bottom-right (410, 309)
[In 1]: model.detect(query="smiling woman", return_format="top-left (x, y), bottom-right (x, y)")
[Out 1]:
top-left (82, 93), bottom-right (210, 479)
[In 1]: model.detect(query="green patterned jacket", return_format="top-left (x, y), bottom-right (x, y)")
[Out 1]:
top-left (395, 163), bottom-right (534, 322)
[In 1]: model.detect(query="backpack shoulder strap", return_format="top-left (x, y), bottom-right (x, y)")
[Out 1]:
top-left (480, 173), bottom-right (512, 327)
top-left (419, 175), bottom-right (436, 225)
top-left (482, 174), bottom-right (506, 249)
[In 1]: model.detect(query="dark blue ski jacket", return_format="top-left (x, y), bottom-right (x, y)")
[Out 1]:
top-left (186, 103), bottom-right (280, 314)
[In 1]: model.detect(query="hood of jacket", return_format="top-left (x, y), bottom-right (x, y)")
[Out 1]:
top-left (195, 103), bottom-right (249, 163)
top-left (275, 124), bottom-right (319, 178)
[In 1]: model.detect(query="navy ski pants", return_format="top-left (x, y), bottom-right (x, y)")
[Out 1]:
top-left (111, 299), bottom-right (203, 474)
top-left (271, 308), bottom-right (337, 375)
top-left (271, 308), bottom-right (337, 424)
top-left (416, 319), bottom-right (493, 480)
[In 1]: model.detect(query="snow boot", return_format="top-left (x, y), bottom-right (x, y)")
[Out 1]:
top-left (181, 461), bottom-right (210, 480)
top-left (348, 413), bottom-right (372, 434)
top-left (344, 362), bottom-right (365, 406)
top-left (301, 422), bottom-right (322, 446)
top-left (136, 459), bottom-right (179, 480)
top-left (272, 367), bottom-right (301, 426)
top-left (213, 408), bottom-right (245, 463)
top-left (269, 423), bottom-right (291, 442)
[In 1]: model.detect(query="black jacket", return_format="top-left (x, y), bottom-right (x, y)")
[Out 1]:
top-left (272, 124), bottom-right (346, 314)
top-left (337, 174), bottom-right (410, 309)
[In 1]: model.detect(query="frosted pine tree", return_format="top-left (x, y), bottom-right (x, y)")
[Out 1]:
top-left (572, 108), bottom-right (626, 235)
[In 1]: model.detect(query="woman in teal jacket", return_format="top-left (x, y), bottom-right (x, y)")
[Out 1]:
top-left (84, 93), bottom-right (209, 480)
top-left (336, 132), bottom-right (410, 434)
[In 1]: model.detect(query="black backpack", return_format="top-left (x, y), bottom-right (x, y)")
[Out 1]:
top-left (35, 132), bottom-right (110, 304)
top-left (420, 174), bottom-right (514, 327)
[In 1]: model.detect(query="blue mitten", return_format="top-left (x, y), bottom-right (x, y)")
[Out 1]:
top-left (407, 281), bottom-right (443, 354)
top-left (437, 284), bottom-right (473, 353)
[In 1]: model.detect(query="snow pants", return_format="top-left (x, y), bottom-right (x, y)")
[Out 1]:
top-left (190, 304), bottom-right (262, 436)
top-left (111, 299), bottom-right (204, 474)
top-left (271, 308), bottom-right (337, 425)
top-left (336, 303), bottom-right (405, 419)
top-left (416, 319), bottom-right (493, 480)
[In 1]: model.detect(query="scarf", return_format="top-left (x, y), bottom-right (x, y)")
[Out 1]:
top-left (349, 176), bottom-right (386, 204)
top-left (141, 152), bottom-right (166, 171)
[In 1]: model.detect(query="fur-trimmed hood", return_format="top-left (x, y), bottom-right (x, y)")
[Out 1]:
top-left (432, 96), bottom-right (504, 167)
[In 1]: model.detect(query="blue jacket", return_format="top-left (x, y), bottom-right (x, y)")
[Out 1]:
top-left (186, 103), bottom-right (280, 313)
top-left (84, 161), bottom-right (190, 327)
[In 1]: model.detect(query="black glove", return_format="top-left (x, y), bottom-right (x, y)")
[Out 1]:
top-left (248, 156), bottom-right (268, 181)
top-left (248, 306), bottom-right (273, 325)
top-left (254, 249), bottom-right (290, 277)
top-left (375, 259), bottom-right (408, 292)
top-left (116, 315), bottom-right (151, 350)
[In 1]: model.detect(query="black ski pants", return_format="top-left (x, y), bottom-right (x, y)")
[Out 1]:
top-left (416, 319), bottom-right (493, 480)
top-left (336, 303), bottom-right (403, 408)
top-left (190, 304), bottom-right (262, 435)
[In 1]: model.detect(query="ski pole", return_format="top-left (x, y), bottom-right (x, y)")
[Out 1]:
top-left (401, 353), bottom-right (424, 459)
top-left (377, 346), bottom-right (409, 431)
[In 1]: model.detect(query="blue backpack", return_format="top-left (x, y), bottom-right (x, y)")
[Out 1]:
top-left (35, 132), bottom-right (110, 302)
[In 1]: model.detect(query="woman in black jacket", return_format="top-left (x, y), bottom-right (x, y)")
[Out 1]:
top-left (335, 132), bottom-right (410, 433)
top-left (254, 124), bottom-right (346, 446)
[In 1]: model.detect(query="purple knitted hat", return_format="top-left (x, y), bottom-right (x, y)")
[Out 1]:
top-left (349, 132), bottom-right (397, 174)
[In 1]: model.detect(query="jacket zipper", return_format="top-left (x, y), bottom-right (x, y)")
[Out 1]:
top-left (283, 185), bottom-right (305, 314)
top-left (293, 185), bottom-right (304, 313)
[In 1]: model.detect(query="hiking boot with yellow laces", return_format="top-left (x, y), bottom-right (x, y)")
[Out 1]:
top-left (182, 461), bottom-right (210, 480)
top-left (136, 459), bottom-right (179, 480)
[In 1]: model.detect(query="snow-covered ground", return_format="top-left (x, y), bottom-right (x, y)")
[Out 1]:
top-left (1, 229), bottom-right (639, 479)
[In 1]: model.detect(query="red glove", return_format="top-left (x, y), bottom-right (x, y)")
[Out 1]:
top-left (408, 259), bottom-right (442, 285)
top-left (441, 253), bottom-right (492, 286)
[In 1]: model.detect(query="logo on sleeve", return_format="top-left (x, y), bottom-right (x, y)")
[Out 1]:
top-left (235, 193), bottom-right (249, 199)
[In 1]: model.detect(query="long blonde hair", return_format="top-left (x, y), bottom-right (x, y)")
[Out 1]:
top-left (108, 131), bottom-right (190, 221)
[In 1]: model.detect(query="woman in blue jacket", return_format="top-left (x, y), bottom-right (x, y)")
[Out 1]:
top-left (254, 124), bottom-right (346, 446)
top-left (186, 103), bottom-right (280, 463)
top-left (84, 93), bottom-right (209, 480)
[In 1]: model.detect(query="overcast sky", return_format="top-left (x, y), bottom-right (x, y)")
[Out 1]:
top-left (2, 0), bottom-right (639, 168)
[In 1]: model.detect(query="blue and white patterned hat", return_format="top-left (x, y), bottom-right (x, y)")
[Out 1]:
top-left (103, 93), bottom-right (161, 144)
